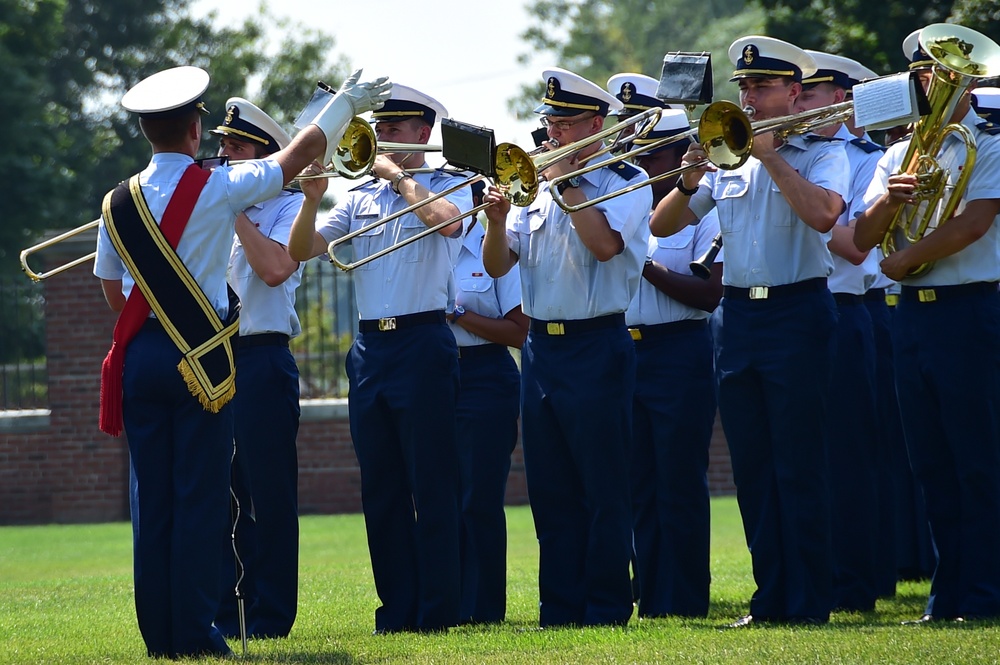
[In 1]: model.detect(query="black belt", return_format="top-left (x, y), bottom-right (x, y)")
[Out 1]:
top-left (832, 293), bottom-right (864, 306)
top-left (458, 343), bottom-right (506, 359)
top-left (899, 281), bottom-right (999, 304)
top-left (864, 288), bottom-right (886, 303)
top-left (724, 277), bottom-right (827, 301)
top-left (628, 319), bottom-right (707, 341)
top-left (529, 313), bottom-right (625, 336)
top-left (358, 310), bottom-right (445, 333)
top-left (238, 333), bottom-right (289, 348)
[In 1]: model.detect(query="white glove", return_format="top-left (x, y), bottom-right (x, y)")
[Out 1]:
top-left (310, 69), bottom-right (392, 166)
top-left (338, 68), bottom-right (392, 115)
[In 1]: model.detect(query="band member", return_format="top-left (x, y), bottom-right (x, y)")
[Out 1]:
top-left (287, 85), bottom-right (473, 634)
top-left (649, 37), bottom-right (848, 626)
top-left (797, 50), bottom-right (883, 612)
top-left (449, 182), bottom-right (529, 624)
top-left (482, 67), bottom-right (652, 627)
top-left (211, 98), bottom-right (304, 639)
top-left (93, 66), bottom-right (390, 658)
top-left (627, 109), bottom-right (723, 618)
top-left (853, 27), bottom-right (1000, 624)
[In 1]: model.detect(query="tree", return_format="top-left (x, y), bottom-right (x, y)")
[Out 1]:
top-left (758, 0), bottom-right (1000, 74)
top-left (0, 0), bottom-right (349, 276)
top-left (510, 0), bottom-right (766, 119)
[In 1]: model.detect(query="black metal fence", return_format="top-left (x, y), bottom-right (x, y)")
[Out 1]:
top-left (292, 257), bottom-right (358, 400)
top-left (0, 260), bottom-right (357, 411)
top-left (0, 276), bottom-right (47, 410)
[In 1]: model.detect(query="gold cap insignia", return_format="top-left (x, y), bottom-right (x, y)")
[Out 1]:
top-left (621, 82), bottom-right (634, 102)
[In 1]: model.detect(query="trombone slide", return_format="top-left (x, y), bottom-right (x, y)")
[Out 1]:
top-left (20, 220), bottom-right (100, 282)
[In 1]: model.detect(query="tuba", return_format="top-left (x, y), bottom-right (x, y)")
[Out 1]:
top-left (880, 23), bottom-right (1000, 277)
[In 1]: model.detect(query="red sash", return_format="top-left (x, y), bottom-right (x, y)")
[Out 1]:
top-left (99, 164), bottom-right (211, 436)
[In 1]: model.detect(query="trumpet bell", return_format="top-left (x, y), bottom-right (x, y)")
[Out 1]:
top-left (330, 117), bottom-right (377, 179)
top-left (698, 100), bottom-right (753, 170)
top-left (494, 142), bottom-right (539, 207)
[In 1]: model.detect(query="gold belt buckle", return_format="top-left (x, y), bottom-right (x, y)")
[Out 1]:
top-left (917, 289), bottom-right (937, 303)
top-left (378, 317), bottom-right (397, 331)
top-left (885, 294), bottom-right (899, 307)
top-left (749, 286), bottom-right (769, 300)
top-left (546, 322), bottom-right (565, 336)
top-left (628, 328), bottom-right (642, 341)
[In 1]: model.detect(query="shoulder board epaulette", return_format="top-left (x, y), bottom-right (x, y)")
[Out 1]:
top-left (977, 120), bottom-right (1000, 135)
top-left (349, 177), bottom-right (381, 193)
top-left (605, 161), bottom-right (641, 180)
top-left (804, 134), bottom-right (842, 142)
top-left (849, 137), bottom-right (886, 153)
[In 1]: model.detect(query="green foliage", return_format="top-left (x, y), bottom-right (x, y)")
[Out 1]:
top-left (758, 0), bottom-right (1000, 74)
top-left (2, 500), bottom-right (999, 664)
top-left (0, 0), bottom-right (348, 277)
top-left (510, 0), bottom-right (765, 118)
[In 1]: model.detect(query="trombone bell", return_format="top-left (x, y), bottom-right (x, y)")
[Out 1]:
top-left (330, 117), bottom-right (378, 179)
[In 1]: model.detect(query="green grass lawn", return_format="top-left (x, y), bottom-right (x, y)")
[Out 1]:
top-left (0, 497), bottom-right (996, 664)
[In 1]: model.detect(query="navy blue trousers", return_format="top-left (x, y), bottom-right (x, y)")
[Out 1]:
top-left (217, 343), bottom-right (300, 638)
top-left (826, 299), bottom-right (878, 611)
top-left (892, 289), bottom-right (1000, 619)
top-left (630, 322), bottom-right (714, 618)
top-left (714, 289), bottom-right (837, 621)
top-left (868, 296), bottom-right (935, 584)
top-left (123, 323), bottom-right (232, 658)
top-left (347, 322), bottom-right (461, 632)
top-left (521, 324), bottom-right (635, 627)
top-left (456, 345), bottom-right (520, 624)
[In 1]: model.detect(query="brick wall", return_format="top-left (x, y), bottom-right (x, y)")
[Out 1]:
top-left (0, 234), bottom-right (734, 525)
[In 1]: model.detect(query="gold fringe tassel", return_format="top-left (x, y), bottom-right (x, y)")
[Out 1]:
top-left (177, 358), bottom-right (236, 413)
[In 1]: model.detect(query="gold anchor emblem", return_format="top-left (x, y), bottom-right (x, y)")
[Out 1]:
top-left (547, 78), bottom-right (557, 98)
top-left (743, 45), bottom-right (755, 65)
top-left (621, 83), bottom-right (633, 102)
top-left (224, 105), bottom-right (236, 125)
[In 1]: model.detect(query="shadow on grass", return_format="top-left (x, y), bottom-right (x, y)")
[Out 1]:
top-left (239, 651), bottom-right (355, 663)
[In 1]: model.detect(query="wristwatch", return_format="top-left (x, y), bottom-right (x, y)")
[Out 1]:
top-left (449, 305), bottom-right (466, 323)
top-left (391, 171), bottom-right (411, 194)
top-left (556, 176), bottom-right (582, 195)
top-left (675, 176), bottom-right (698, 196)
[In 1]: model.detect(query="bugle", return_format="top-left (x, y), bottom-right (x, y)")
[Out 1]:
top-left (879, 23), bottom-right (1000, 277)
top-left (20, 220), bottom-right (100, 282)
top-left (328, 108), bottom-right (663, 271)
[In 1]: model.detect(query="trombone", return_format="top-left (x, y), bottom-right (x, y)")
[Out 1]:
top-left (20, 220), bottom-right (100, 282)
top-left (328, 107), bottom-right (664, 271)
top-left (292, 116), bottom-right (442, 181)
top-left (550, 100), bottom-right (753, 212)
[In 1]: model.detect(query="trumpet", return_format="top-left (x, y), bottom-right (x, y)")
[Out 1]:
top-left (328, 108), bottom-right (663, 271)
top-left (20, 220), bottom-right (100, 282)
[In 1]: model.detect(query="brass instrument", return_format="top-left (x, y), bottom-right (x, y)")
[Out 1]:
top-left (296, 116), bottom-right (442, 181)
top-left (328, 108), bottom-right (663, 271)
top-left (20, 220), bottom-right (100, 282)
top-left (549, 100), bottom-right (753, 212)
top-left (880, 23), bottom-right (1000, 277)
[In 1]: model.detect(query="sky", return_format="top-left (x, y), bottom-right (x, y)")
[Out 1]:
top-left (190, 0), bottom-right (546, 191)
